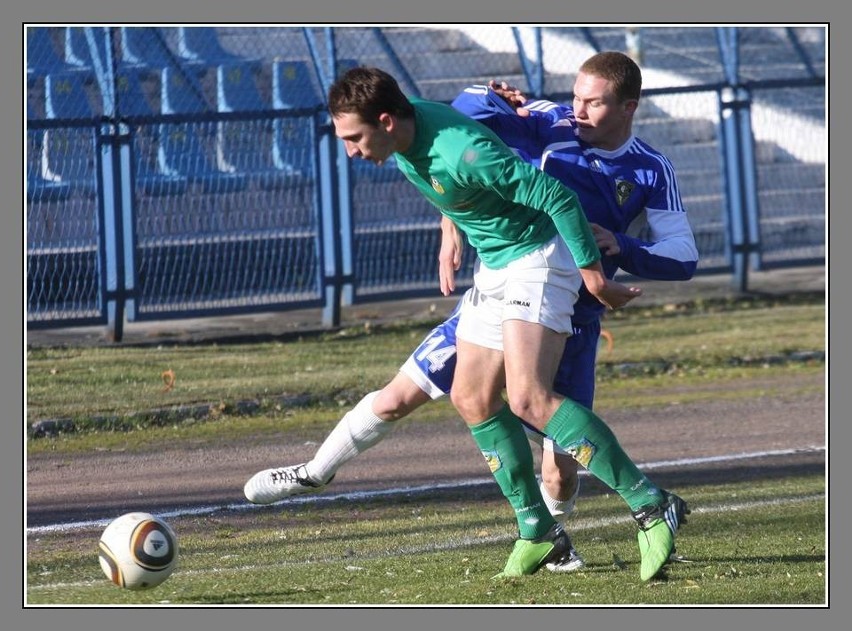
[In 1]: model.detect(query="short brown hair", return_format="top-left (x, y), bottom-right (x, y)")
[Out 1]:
top-left (328, 66), bottom-right (415, 126)
top-left (579, 51), bottom-right (642, 102)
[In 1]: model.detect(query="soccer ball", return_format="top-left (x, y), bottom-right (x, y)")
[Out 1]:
top-left (98, 512), bottom-right (178, 590)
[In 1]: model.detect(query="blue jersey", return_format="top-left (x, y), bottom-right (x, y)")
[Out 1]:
top-left (452, 86), bottom-right (698, 324)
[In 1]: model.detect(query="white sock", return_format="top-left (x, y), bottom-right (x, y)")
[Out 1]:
top-left (304, 391), bottom-right (393, 484)
top-left (540, 478), bottom-right (580, 525)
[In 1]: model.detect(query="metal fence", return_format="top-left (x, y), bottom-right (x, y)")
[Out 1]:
top-left (25, 25), bottom-right (826, 340)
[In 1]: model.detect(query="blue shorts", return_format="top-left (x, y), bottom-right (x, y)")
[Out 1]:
top-left (399, 296), bottom-right (602, 455)
top-left (399, 299), bottom-right (463, 399)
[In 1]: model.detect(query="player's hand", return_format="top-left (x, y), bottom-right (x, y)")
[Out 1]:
top-left (487, 80), bottom-right (531, 117)
top-left (439, 216), bottom-right (464, 296)
top-left (591, 223), bottom-right (621, 256)
top-left (579, 265), bottom-right (642, 310)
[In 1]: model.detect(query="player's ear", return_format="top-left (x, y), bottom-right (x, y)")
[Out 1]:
top-left (378, 112), bottom-right (394, 132)
top-left (623, 99), bottom-right (639, 117)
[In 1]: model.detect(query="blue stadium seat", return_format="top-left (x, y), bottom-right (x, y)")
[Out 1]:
top-left (272, 59), bottom-right (323, 110)
top-left (111, 68), bottom-right (188, 196)
top-left (270, 60), bottom-right (322, 182)
top-left (177, 27), bottom-right (260, 68)
top-left (27, 166), bottom-right (73, 202)
top-left (27, 27), bottom-right (84, 85)
top-left (159, 67), bottom-right (248, 193)
top-left (45, 71), bottom-right (97, 119)
top-left (216, 61), bottom-right (278, 185)
top-left (113, 67), bottom-right (157, 117)
top-left (64, 26), bottom-right (109, 70)
top-left (43, 72), bottom-right (99, 196)
top-left (27, 102), bottom-right (72, 202)
top-left (160, 64), bottom-right (212, 114)
top-left (216, 61), bottom-right (266, 112)
top-left (120, 27), bottom-right (205, 76)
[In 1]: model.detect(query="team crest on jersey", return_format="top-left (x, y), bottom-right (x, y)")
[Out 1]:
top-left (565, 438), bottom-right (596, 468)
top-left (431, 176), bottom-right (445, 195)
top-left (615, 179), bottom-right (635, 206)
top-left (481, 449), bottom-right (502, 473)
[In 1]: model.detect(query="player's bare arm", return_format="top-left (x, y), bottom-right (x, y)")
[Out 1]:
top-left (439, 216), bottom-right (464, 296)
top-left (578, 263), bottom-right (642, 310)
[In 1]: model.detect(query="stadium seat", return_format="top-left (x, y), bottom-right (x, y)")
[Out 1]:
top-left (64, 26), bottom-right (110, 70)
top-left (216, 61), bottom-right (266, 113)
top-left (111, 68), bottom-right (188, 196)
top-left (27, 150), bottom-right (73, 203)
top-left (45, 71), bottom-right (97, 119)
top-left (27, 27), bottom-right (84, 85)
top-left (43, 72), bottom-right (99, 197)
top-left (27, 102), bottom-right (72, 202)
top-left (269, 60), bottom-right (322, 182)
top-left (120, 27), bottom-right (205, 76)
top-left (159, 67), bottom-right (249, 193)
top-left (113, 67), bottom-right (158, 117)
top-left (177, 27), bottom-right (260, 68)
top-left (215, 61), bottom-right (279, 184)
top-left (272, 59), bottom-right (323, 110)
top-left (160, 64), bottom-right (213, 114)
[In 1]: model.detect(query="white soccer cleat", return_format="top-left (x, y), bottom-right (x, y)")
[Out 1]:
top-left (243, 463), bottom-right (329, 504)
top-left (545, 544), bottom-right (586, 573)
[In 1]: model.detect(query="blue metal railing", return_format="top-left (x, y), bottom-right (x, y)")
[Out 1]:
top-left (26, 26), bottom-right (826, 340)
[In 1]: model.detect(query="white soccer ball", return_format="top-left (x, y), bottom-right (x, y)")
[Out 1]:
top-left (98, 512), bottom-right (178, 590)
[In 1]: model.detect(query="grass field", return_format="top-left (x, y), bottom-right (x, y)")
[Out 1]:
top-left (25, 292), bottom-right (827, 606)
top-left (26, 475), bottom-right (825, 606)
top-left (26, 293), bottom-right (824, 436)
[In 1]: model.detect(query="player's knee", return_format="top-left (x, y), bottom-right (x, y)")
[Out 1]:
top-left (506, 391), bottom-right (549, 427)
top-left (449, 388), bottom-right (493, 423)
top-left (449, 388), bottom-right (474, 421)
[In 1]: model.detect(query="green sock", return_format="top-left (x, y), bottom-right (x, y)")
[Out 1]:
top-left (469, 405), bottom-right (555, 540)
top-left (543, 398), bottom-right (663, 512)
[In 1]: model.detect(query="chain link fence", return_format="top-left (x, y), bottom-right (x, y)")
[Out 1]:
top-left (26, 25), bottom-right (826, 337)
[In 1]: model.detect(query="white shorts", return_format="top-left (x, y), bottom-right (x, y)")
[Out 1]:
top-left (456, 235), bottom-right (582, 350)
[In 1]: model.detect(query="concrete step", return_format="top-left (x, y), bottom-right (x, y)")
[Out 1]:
top-left (401, 50), bottom-right (522, 81)
top-left (676, 161), bottom-right (824, 201)
top-left (417, 73), bottom-right (577, 102)
top-left (634, 117), bottom-right (718, 145)
top-left (685, 187), bottom-right (824, 225)
top-left (378, 26), bottom-right (487, 54)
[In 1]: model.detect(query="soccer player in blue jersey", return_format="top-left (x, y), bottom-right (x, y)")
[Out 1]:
top-left (246, 54), bottom-right (694, 581)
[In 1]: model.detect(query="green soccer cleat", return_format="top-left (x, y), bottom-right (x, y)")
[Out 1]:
top-left (492, 522), bottom-right (572, 579)
top-left (633, 491), bottom-right (690, 581)
top-left (637, 518), bottom-right (674, 581)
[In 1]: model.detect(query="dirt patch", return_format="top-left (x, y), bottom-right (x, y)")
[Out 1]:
top-left (26, 373), bottom-right (825, 528)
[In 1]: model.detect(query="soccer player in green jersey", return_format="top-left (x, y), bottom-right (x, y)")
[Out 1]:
top-left (327, 66), bottom-right (688, 580)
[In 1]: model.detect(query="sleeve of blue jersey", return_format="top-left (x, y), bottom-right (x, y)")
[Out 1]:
top-left (520, 98), bottom-right (570, 124)
top-left (453, 86), bottom-right (551, 161)
top-left (452, 85), bottom-right (517, 118)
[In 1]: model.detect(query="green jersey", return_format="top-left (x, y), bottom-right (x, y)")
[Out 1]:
top-left (393, 97), bottom-right (600, 270)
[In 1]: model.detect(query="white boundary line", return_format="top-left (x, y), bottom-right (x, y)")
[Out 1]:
top-left (26, 445), bottom-right (825, 536)
top-left (26, 492), bottom-right (825, 593)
